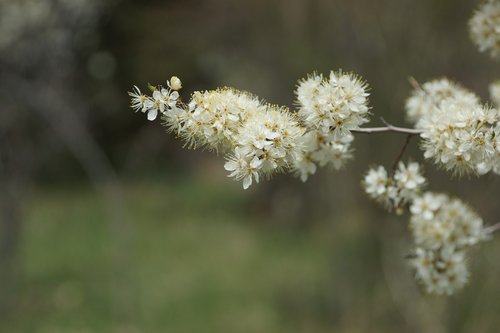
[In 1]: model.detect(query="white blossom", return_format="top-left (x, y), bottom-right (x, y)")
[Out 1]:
top-left (405, 78), bottom-right (480, 124)
top-left (394, 161), bottom-right (426, 192)
top-left (181, 88), bottom-right (265, 150)
top-left (292, 71), bottom-right (370, 181)
top-left (296, 70), bottom-right (370, 135)
top-left (364, 166), bottom-right (389, 198)
top-left (128, 85), bottom-right (148, 113)
top-left (224, 147), bottom-right (262, 189)
top-left (411, 246), bottom-right (469, 295)
top-left (407, 191), bottom-right (489, 295)
top-left (406, 78), bottom-right (500, 176)
top-left (410, 192), bottom-right (486, 250)
top-left (128, 84), bottom-right (181, 122)
top-left (227, 105), bottom-right (305, 187)
top-left (363, 162), bottom-right (426, 213)
top-left (469, 0), bottom-right (500, 59)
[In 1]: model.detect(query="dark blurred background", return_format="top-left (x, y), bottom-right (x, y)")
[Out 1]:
top-left (1, 0), bottom-right (500, 332)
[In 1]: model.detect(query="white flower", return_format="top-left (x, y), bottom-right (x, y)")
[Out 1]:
top-left (364, 166), bottom-right (388, 197)
top-left (410, 192), bottom-right (445, 220)
top-left (142, 89), bottom-right (166, 121)
top-left (394, 161), bottom-right (426, 191)
top-left (224, 147), bottom-right (262, 189)
top-left (293, 154), bottom-right (317, 182)
top-left (128, 85), bottom-right (148, 113)
top-left (469, 0), bottom-right (500, 59)
top-left (161, 88), bottom-right (179, 109)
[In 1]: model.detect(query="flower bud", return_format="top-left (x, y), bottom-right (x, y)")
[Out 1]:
top-left (169, 76), bottom-right (182, 90)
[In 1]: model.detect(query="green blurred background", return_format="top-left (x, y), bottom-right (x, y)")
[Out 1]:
top-left (1, 0), bottom-right (500, 332)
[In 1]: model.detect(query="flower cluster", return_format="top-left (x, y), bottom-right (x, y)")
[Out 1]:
top-left (409, 192), bottom-right (487, 295)
top-left (469, 0), bottom-right (500, 59)
top-left (130, 72), bottom-right (371, 188)
top-left (293, 71), bottom-right (370, 181)
top-left (411, 246), bottom-right (469, 296)
top-left (405, 78), bottom-right (480, 124)
top-left (172, 88), bottom-right (267, 150)
top-left (128, 77), bottom-right (181, 121)
top-left (363, 162), bottom-right (426, 214)
top-left (491, 81), bottom-right (500, 108)
top-left (363, 162), bottom-right (490, 295)
top-left (405, 78), bottom-right (500, 176)
top-left (410, 193), bottom-right (485, 250)
top-left (223, 105), bottom-right (305, 189)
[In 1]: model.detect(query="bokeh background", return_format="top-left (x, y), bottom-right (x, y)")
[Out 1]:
top-left (1, 0), bottom-right (500, 332)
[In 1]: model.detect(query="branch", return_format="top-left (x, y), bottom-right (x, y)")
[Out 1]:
top-left (391, 134), bottom-right (414, 173)
top-left (353, 117), bottom-right (423, 135)
top-left (484, 222), bottom-right (500, 235)
top-left (352, 126), bottom-right (423, 135)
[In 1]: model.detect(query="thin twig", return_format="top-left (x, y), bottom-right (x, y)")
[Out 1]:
top-left (484, 222), bottom-right (500, 234)
top-left (352, 126), bottom-right (423, 135)
top-left (391, 134), bottom-right (414, 173)
top-left (352, 117), bottom-right (423, 135)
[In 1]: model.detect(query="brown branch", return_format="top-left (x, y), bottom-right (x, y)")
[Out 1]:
top-left (391, 134), bottom-right (414, 173)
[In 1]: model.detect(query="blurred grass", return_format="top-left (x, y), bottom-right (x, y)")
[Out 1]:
top-left (4, 177), bottom-right (500, 333)
top-left (5, 179), bottom-right (338, 333)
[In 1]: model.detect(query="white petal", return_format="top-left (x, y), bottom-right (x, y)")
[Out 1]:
top-left (242, 175), bottom-right (252, 189)
top-left (224, 160), bottom-right (239, 172)
top-left (153, 90), bottom-right (162, 100)
top-left (250, 157), bottom-right (263, 169)
top-left (147, 109), bottom-right (158, 121)
top-left (170, 91), bottom-right (179, 100)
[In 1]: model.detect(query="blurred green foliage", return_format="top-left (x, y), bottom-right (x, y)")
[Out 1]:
top-left (0, 178), bottom-right (499, 332)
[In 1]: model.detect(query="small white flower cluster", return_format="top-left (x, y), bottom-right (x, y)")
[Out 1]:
top-left (363, 162), bottom-right (426, 214)
top-left (128, 77), bottom-right (181, 121)
top-left (405, 78), bottom-right (500, 176)
top-left (490, 81), bottom-right (500, 108)
top-left (469, 0), bottom-right (500, 59)
top-left (293, 71), bottom-right (370, 181)
top-left (130, 72), bottom-right (371, 188)
top-left (405, 79), bottom-right (480, 124)
top-left (409, 192), bottom-right (487, 295)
